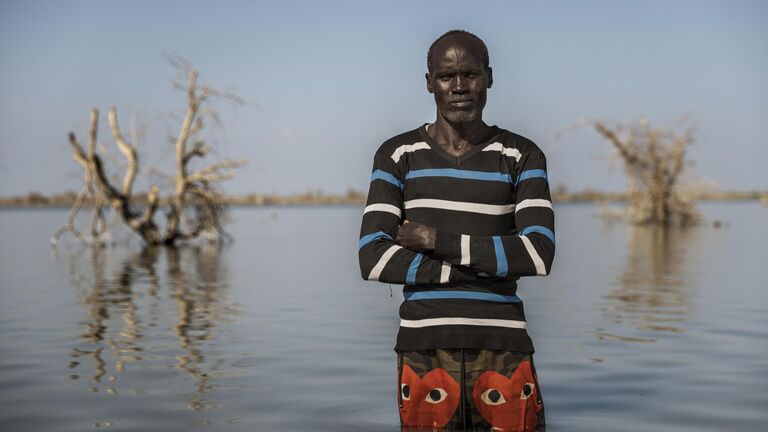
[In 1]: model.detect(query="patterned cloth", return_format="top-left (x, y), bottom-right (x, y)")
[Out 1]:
top-left (358, 124), bottom-right (555, 353)
top-left (398, 349), bottom-right (545, 431)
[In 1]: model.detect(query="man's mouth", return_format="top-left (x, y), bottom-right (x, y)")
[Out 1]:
top-left (449, 100), bottom-right (474, 108)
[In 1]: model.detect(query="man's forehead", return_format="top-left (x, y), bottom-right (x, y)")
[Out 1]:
top-left (430, 35), bottom-right (484, 64)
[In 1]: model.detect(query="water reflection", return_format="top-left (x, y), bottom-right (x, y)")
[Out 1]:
top-left (599, 226), bottom-right (700, 342)
top-left (66, 245), bottom-right (237, 417)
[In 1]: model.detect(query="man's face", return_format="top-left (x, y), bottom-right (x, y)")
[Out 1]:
top-left (426, 36), bottom-right (493, 124)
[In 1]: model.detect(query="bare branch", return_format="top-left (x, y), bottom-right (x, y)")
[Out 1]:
top-left (189, 117), bottom-right (204, 137)
top-left (68, 133), bottom-right (89, 168)
top-left (187, 159), bottom-right (246, 183)
top-left (592, 121), bottom-right (649, 171)
top-left (141, 185), bottom-right (160, 224)
top-left (87, 109), bottom-right (99, 158)
top-left (183, 141), bottom-right (209, 164)
top-left (108, 107), bottom-right (139, 196)
top-left (200, 86), bottom-right (245, 106)
top-left (50, 186), bottom-right (89, 246)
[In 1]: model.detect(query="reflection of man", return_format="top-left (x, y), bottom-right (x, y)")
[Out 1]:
top-left (358, 30), bottom-right (555, 430)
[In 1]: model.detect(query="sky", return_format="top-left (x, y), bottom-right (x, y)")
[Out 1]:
top-left (1, 0), bottom-right (766, 197)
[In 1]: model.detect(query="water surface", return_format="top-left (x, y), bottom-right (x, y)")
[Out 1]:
top-left (0, 203), bottom-right (766, 431)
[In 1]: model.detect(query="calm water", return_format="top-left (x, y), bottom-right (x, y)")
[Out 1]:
top-left (0, 203), bottom-right (766, 431)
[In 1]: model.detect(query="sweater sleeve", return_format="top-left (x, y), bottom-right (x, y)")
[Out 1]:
top-left (433, 150), bottom-right (556, 277)
top-left (358, 150), bottom-right (477, 285)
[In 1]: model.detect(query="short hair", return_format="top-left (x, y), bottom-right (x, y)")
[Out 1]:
top-left (427, 30), bottom-right (490, 73)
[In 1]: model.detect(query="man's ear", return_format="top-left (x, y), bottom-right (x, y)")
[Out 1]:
top-left (425, 73), bottom-right (434, 94)
top-left (486, 67), bottom-right (493, 89)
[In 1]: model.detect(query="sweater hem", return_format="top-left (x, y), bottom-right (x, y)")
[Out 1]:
top-left (394, 328), bottom-right (534, 353)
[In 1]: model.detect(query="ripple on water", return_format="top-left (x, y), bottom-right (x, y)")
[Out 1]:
top-left (1, 205), bottom-right (767, 431)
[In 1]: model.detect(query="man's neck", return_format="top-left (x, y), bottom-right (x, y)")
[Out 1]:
top-left (429, 115), bottom-right (492, 156)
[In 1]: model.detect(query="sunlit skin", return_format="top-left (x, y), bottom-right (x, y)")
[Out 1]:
top-left (395, 34), bottom-right (494, 251)
top-left (426, 35), bottom-right (494, 148)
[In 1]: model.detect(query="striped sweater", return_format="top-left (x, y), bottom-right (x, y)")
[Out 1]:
top-left (358, 124), bottom-right (555, 352)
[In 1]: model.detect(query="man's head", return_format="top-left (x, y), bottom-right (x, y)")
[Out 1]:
top-left (426, 30), bottom-right (493, 124)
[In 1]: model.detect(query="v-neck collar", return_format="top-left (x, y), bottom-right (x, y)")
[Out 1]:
top-left (418, 123), bottom-right (503, 166)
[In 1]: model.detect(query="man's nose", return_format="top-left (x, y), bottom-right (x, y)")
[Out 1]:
top-left (451, 75), bottom-right (468, 93)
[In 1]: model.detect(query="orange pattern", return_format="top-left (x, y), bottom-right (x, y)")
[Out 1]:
top-left (472, 360), bottom-right (542, 431)
top-left (399, 364), bottom-right (460, 428)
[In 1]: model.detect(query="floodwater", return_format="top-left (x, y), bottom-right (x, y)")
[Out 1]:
top-left (0, 203), bottom-right (766, 431)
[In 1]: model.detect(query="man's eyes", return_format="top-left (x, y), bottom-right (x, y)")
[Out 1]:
top-left (438, 73), bottom-right (480, 81)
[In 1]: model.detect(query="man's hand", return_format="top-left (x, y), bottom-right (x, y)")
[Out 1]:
top-left (395, 220), bottom-right (437, 251)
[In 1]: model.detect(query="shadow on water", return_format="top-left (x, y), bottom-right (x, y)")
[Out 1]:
top-left (65, 244), bottom-right (238, 424)
top-left (597, 225), bottom-right (700, 343)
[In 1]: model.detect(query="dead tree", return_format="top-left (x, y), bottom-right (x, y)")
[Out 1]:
top-left (588, 117), bottom-right (699, 226)
top-left (52, 60), bottom-right (246, 246)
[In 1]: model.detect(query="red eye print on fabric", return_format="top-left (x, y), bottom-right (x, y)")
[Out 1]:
top-left (399, 364), bottom-right (460, 428)
top-left (472, 360), bottom-right (542, 431)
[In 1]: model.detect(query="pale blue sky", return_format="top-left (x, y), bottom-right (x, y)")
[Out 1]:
top-left (1, 0), bottom-right (766, 196)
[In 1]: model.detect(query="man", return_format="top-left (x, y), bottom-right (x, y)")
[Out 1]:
top-left (358, 30), bottom-right (555, 431)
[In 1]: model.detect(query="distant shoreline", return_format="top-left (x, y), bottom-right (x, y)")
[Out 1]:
top-left (1, 190), bottom-right (766, 209)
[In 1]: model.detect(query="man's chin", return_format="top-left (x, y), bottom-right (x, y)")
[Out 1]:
top-left (443, 110), bottom-right (479, 123)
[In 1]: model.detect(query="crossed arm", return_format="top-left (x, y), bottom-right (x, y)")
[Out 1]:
top-left (358, 150), bottom-right (555, 285)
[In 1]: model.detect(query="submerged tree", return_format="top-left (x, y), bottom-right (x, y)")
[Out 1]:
top-left (565, 117), bottom-right (699, 226)
top-left (52, 58), bottom-right (246, 246)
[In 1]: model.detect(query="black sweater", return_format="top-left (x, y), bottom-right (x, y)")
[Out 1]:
top-left (358, 124), bottom-right (555, 352)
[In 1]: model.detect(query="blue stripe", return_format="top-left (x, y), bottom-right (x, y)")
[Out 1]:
top-left (371, 170), bottom-right (403, 189)
top-left (520, 226), bottom-right (556, 244)
top-left (404, 290), bottom-right (521, 303)
top-left (405, 254), bottom-right (423, 285)
top-left (358, 231), bottom-right (392, 250)
top-left (406, 168), bottom-right (512, 184)
top-left (493, 236), bottom-right (508, 277)
top-left (517, 169), bottom-right (547, 184)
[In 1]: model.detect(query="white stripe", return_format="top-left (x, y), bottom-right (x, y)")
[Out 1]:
top-left (460, 235), bottom-right (471, 265)
top-left (515, 199), bottom-right (553, 213)
top-left (400, 317), bottom-right (527, 329)
top-left (405, 199), bottom-right (515, 215)
top-left (440, 261), bottom-right (451, 283)
top-left (363, 203), bottom-right (402, 218)
top-left (368, 245), bottom-right (402, 281)
top-left (520, 235), bottom-right (547, 275)
top-left (483, 142), bottom-right (522, 162)
top-left (391, 141), bottom-right (430, 163)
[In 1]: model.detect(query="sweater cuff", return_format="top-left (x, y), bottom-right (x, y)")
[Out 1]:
top-left (434, 230), bottom-right (462, 262)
